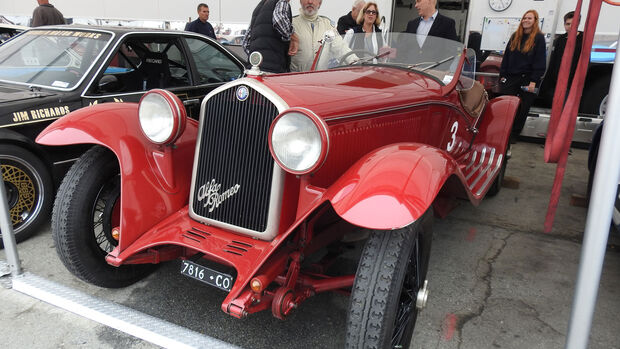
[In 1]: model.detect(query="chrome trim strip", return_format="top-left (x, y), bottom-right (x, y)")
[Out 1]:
top-left (465, 151), bottom-right (477, 171)
top-left (326, 101), bottom-right (472, 127)
top-left (188, 78), bottom-right (289, 241)
top-left (0, 28), bottom-right (116, 92)
top-left (52, 158), bottom-right (79, 166)
top-left (477, 154), bottom-right (504, 196)
top-left (466, 147), bottom-right (486, 181)
top-left (470, 147), bottom-right (495, 189)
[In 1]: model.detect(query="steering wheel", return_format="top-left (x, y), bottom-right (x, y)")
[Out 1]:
top-left (338, 49), bottom-right (375, 65)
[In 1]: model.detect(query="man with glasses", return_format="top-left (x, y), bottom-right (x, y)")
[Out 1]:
top-left (290, 0), bottom-right (355, 72)
top-left (405, 0), bottom-right (457, 46)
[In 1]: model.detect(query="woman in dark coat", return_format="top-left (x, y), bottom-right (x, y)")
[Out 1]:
top-left (499, 9), bottom-right (547, 138)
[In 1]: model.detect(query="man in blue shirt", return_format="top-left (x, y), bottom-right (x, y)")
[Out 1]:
top-left (185, 3), bottom-right (216, 39)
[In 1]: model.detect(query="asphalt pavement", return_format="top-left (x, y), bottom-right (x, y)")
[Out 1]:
top-left (1, 141), bottom-right (619, 349)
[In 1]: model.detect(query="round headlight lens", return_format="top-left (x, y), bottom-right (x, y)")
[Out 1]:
top-left (271, 111), bottom-right (324, 173)
top-left (139, 92), bottom-right (175, 144)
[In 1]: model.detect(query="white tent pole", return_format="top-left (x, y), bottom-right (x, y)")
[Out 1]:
top-left (565, 27), bottom-right (620, 349)
top-left (0, 162), bottom-right (22, 276)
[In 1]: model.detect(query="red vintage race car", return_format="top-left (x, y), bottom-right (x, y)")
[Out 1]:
top-left (37, 32), bottom-right (518, 348)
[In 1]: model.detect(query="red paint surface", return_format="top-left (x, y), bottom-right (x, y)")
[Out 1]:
top-left (443, 313), bottom-right (458, 341)
top-left (466, 227), bottom-right (477, 241)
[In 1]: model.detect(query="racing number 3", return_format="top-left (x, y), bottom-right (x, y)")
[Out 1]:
top-left (447, 121), bottom-right (458, 152)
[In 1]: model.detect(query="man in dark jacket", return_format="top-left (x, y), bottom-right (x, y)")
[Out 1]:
top-left (405, 0), bottom-right (458, 45)
top-left (31, 0), bottom-right (65, 27)
top-left (184, 3), bottom-right (216, 39)
top-left (337, 0), bottom-right (365, 35)
top-left (539, 11), bottom-right (583, 103)
top-left (242, 0), bottom-right (298, 73)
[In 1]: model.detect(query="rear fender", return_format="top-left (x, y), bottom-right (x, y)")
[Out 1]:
top-left (474, 95), bottom-right (519, 152)
top-left (463, 95), bottom-right (519, 199)
top-left (327, 143), bottom-right (461, 230)
top-left (36, 103), bottom-right (198, 251)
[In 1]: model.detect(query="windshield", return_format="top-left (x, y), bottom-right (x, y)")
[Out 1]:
top-left (0, 29), bottom-right (112, 90)
top-left (315, 32), bottom-right (465, 85)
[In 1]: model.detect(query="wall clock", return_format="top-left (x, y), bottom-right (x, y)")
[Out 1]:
top-left (489, 0), bottom-right (512, 12)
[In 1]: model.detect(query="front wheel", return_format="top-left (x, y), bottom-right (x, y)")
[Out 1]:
top-left (1, 144), bottom-right (53, 248)
top-left (52, 146), bottom-right (155, 288)
top-left (346, 209), bottom-right (433, 349)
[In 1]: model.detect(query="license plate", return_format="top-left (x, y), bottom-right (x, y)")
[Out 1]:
top-left (180, 260), bottom-right (234, 292)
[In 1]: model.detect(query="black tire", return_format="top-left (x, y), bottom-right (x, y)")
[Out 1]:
top-left (487, 151), bottom-right (508, 197)
top-left (581, 76), bottom-right (610, 117)
top-left (52, 146), bottom-right (155, 288)
top-left (0, 144), bottom-right (53, 248)
top-left (346, 208), bottom-right (433, 349)
top-left (612, 184), bottom-right (620, 233)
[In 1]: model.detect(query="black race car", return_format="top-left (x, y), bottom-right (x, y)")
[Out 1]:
top-left (0, 25), bottom-right (245, 245)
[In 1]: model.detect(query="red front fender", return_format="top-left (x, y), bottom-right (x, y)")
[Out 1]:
top-left (327, 143), bottom-right (460, 230)
top-left (36, 103), bottom-right (198, 251)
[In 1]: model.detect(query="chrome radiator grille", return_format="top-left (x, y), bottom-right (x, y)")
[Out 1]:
top-left (190, 85), bottom-right (279, 233)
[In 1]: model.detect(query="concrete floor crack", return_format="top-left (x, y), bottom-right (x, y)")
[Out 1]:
top-left (516, 299), bottom-right (565, 337)
top-left (454, 232), bottom-right (514, 349)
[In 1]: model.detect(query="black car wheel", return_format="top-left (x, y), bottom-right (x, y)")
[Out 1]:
top-left (52, 146), bottom-right (155, 288)
top-left (487, 151), bottom-right (508, 197)
top-left (346, 209), bottom-right (433, 349)
top-left (0, 144), bottom-right (53, 248)
top-left (582, 76), bottom-right (610, 117)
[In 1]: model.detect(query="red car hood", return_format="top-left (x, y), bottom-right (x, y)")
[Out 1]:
top-left (256, 66), bottom-right (446, 119)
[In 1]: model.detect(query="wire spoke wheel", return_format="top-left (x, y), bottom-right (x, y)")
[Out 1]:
top-left (391, 240), bottom-right (421, 347)
top-left (91, 174), bottom-right (120, 254)
top-left (0, 145), bottom-right (53, 246)
top-left (52, 146), bottom-right (155, 288)
top-left (346, 208), bottom-right (433, 349)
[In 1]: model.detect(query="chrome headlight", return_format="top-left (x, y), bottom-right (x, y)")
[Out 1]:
top-left (138, 89), bottom-right (186, 145)
top-left (269, 108), bottom-right (329, 175)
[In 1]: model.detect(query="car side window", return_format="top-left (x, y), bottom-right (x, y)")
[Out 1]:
top-left (185, 37), bottom-right (242, 84)
top-left (104, 43), bottom-right (139, 75)
top-left (92, 37), bottom-right (190, 95)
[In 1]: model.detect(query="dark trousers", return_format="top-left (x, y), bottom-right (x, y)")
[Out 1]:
top-left (499, 74), bottom-right (537, 137)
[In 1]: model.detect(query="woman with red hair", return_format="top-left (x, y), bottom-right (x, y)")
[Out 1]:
top-left (499, 9), bottom-right (547, 140)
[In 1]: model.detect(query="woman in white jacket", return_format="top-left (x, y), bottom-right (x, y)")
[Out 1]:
top-left (344, 2), bottom-right (383, 55)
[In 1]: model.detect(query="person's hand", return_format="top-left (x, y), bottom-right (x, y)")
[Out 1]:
top-left (527, 82), bottom-right (536, 93)
top-left (288, 33), bottom-right (299, 56)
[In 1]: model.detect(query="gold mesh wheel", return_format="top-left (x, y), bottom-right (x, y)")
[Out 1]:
top-left (2, 163), bottom-right (36, 227)
top-left (0, 144), bottom-right (53, 246)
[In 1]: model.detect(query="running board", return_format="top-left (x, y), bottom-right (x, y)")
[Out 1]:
top-left (11, 272), bottom-right (239, 349)
top-left (521, 107), bottom-right (602, 144)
